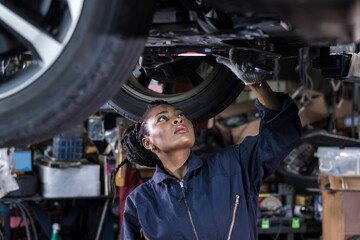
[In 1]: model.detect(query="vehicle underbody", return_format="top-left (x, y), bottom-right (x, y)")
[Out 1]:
top-left (0, 0), bottom-right (360, 146)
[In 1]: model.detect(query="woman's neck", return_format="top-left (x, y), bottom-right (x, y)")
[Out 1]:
top-left (158, 149), bottom-right (191, 181)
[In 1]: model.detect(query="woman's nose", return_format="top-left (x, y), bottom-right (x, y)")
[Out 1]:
top-left (173, 118), bottom-right (183, 125)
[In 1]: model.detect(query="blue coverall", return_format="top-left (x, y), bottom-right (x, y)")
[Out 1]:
top-left (121, 93), bottom-right (302, 240)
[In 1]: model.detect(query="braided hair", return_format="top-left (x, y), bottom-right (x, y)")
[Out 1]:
top-left (120, 100), bottom-right (173, 167)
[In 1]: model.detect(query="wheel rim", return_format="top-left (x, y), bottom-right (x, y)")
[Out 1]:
top-left (122, 56), bottom-right (221, 103)
top-left (0, 0), bottom-right (83, 99)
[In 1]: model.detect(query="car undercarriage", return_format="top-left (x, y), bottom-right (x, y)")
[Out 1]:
top-left (1, 0), bottom-right (360, 146)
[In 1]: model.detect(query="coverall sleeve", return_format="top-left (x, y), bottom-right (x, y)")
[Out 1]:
top-left (234, 93), bottom-right (302, 194)
top-left (121, 196), bottom-right (142, 240)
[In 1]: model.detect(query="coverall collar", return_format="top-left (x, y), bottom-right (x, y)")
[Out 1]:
top-left (153, 151), bottom-right (203, 184)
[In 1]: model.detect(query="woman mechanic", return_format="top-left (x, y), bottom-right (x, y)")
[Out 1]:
top-left (120, 49), bottom-right (302, 240)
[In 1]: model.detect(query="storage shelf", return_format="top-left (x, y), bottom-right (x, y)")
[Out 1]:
top-left (257, 220), bottom-right (321, 234)
top-left (3, 194), bottom-right (118, 201)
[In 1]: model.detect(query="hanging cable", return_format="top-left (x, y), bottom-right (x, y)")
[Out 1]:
top-left (12, 201), bottom-right (30, 240)
top-left (296, 47), bottom-right (314, 118)
top-left (17, 201), bottom-right (38, 240)
top-left (0, 199), bottom-right (39, 240)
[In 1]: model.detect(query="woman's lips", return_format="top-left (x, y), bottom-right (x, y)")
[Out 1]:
top-left (174, 125), bottom-right (189, 134)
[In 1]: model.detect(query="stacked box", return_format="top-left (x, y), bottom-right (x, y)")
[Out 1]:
top-left (53, 137), bottom-right (83, 160)
top-left (52, 125), bottom-right (83, 160)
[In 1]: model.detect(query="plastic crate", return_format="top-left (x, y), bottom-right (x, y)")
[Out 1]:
top-left (53, 137), bottom-right (82, 160)
top-left (315, 147), bottom-right (360, 176)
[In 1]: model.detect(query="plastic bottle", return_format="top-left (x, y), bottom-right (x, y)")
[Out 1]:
top-left (51, 223), bottom-right (60, 240)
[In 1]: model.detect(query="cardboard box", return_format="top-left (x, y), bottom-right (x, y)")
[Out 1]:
top-left (335, 100), bottom-right (353, 119)
top-left (322, 191), bottom-right (360, 239)
top-left (296, 90), bottom-right (329, 127)
top-left (329, 175), bottom-right (360, 191)
top-left (295, 194), bottom-right (313, 206)
top-left (321, 170), bottom-right (360, 239)
top-left (216, 93), bottom-right (329, 145)
top-left (231, 119), bottom-right (261, 144)
top-left (319, 173), bottom-right (360, 191)
top-left (218, 100), bottom-right (257, 119)
top-left (208, 99), bottom-right (259, 145)
top-left (321, 191), bottom-right (360, 240)
top-left (212, 89), bottom-right (329, 145)
top-left (334, 100), bottom-right (360, 129)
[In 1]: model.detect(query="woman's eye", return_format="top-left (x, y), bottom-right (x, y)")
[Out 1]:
top-left (158, 116), bottom-right (168, 122)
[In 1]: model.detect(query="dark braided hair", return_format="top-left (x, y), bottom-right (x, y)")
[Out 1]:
top-left (120, 100), bottom-right (173, 167)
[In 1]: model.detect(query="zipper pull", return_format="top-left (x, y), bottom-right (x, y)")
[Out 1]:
top-left (235, 195), bottom-right (240, 204)
top-left (178, 180), bottom-right (184, 188)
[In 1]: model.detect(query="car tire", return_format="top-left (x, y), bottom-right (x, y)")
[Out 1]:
top-left (0, 0), bottom-right (154, 147)
top-left (109, 64), bottom-right (245, 123)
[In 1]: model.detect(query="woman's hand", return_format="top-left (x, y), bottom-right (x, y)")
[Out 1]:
top-left (217, 48), bottom-right (282, 110)
top-left (215, 48), bottom-right (268, 85)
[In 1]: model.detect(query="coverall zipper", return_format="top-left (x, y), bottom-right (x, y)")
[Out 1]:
top-left (178, 180), bottom-right (199, 240)
top-left (140, 228), bottom-right (151, 240)
top-left (226, 195), bottom-right (240, 240)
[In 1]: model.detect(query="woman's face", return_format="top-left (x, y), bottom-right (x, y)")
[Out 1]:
top-left (142, 105), bottom-right (195, 153)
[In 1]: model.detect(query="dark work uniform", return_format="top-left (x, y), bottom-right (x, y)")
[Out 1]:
top-left (121, 93), bottom-right (302, 240)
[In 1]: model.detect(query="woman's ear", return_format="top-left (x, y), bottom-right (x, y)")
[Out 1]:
top-left (142, 137), bottom-right (152, 150)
